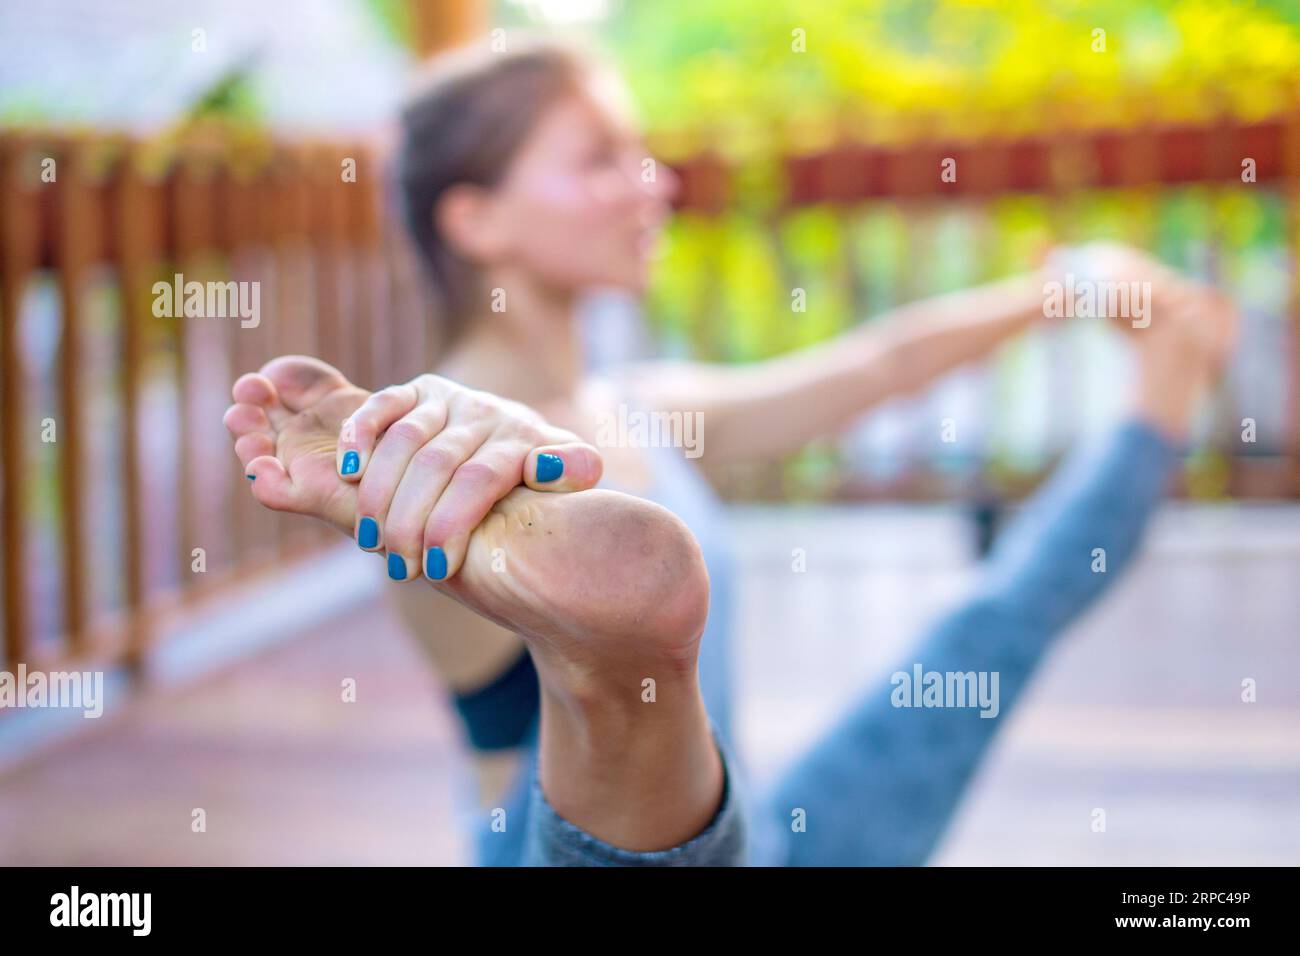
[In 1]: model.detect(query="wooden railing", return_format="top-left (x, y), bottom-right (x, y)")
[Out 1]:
top-left (4, 112), bottom-right (1299, 680)
top-left (0, 129), bottom-right (436, 676)
top-left (663, 114), bottom-right (1300, 501)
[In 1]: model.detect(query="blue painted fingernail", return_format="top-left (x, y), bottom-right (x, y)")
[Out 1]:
top-left (358, 517), bottom-right (379, 549)
top-left (425, 546), bottom-right (448, 581)
top-left (245, 474), bottom-right (256, 481)
top-left (387, 553), bottom-right (406, 581)
top-left (536, 453), bottom-right (563, 483)
top-left (341, 450), bottom-right (360, 476)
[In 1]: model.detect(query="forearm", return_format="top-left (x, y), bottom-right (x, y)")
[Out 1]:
top-left (636, 273), bottom-right (1044, 464)
top-left (869, 273), bottom-right (1046, 394)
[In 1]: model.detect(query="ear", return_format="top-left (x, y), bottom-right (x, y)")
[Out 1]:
top-left (435, 183), bottom-right (507, 264)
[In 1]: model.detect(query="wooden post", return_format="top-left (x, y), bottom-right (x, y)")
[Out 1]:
top-left (1285, 105), bottom-right (1300, 496)
top-left (0, 135), bottom-right (42, 664)
top-left (54, 138), bottom-right (105, 653)
top-left (350, 145), bottom-right (381, 389)
top-left (110, 148), bottom-right (164, 669)
top-left (170, 148), bottom-right (219, 597)
top-left (408, 0), bottom-right (485, 57)
top-left (219, 160), bottom-right (267, 565)
top-left (311, 146), bottom-right (347, 375)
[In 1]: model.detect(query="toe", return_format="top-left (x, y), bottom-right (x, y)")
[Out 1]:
top-left (224, 402), bottom-right (278, 468)
top-left (234, 432), bottom-right (275, 468)
top-left (223, 400), bottom-right (272, 436)
top-left (232, 373), bottom-right (291, 429)
top-left (243, 455), bottom-right (300, 512)
top-left (260, 356), bottom-right (351, 414)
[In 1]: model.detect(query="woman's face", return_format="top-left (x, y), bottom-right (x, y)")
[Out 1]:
top-left (480, 77), bottom-right (677, 294)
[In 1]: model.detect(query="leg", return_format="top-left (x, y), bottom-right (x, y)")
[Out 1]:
top-left (225, 359), bottom-right (740, 859)
top-left (757, 275), bottom-right (1237, 865)
top-left (759, 419), bottom-right (1174, 865)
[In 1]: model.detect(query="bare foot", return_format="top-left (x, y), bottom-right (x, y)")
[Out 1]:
top-left (223, 356), bottom-right (708, 657)
top-left (225, 356), bottom-right (722, 851)
top-left (223, 356), bottom-right (368, 535)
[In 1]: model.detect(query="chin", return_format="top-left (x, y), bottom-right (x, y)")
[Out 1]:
top-left (624, 255), bottom-right (657, 291)
top-left (583, 264), bottom-right (650, 295)
top-left (617, 271), bottom-right (651, 295)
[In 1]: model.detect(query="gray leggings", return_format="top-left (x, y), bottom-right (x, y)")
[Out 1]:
top-left (474, 420), bottom-right (1172, 865)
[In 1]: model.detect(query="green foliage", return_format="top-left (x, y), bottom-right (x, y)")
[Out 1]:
top-left (598, 2), bottom-right (1296, 493)
top-left (185, 68), bottom-right (264, 124)
top-left (606, 0), bottom-right (1300, 147)
top-left (363, 0), bottom-right (416, 47)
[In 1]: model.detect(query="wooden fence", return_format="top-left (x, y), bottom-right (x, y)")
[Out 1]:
top-left (0, 129), bottom-right (435, 676)
top-left (666, 114), bottom-right (1300, 501)
top-left (2, 111), bottom-right (1298, 682)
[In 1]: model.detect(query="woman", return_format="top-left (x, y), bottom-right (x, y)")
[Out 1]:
top-left (224, 40), bottom-right (1236, 865)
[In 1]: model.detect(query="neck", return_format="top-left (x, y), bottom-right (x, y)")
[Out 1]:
top-left (440, 273), bottom-right (584, 410)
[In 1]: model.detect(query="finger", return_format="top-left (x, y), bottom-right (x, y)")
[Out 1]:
top-left (353, 405), bottom-right (470, 553)
top-left (422, 445), bottom-right (528, 582)
top-left (243, 454), bottom-right (299, 513)
top-left (522, 441), bottom-right (604, 492)
top-left (379, 429), bottom-right (489, 581)
top-left (337, 383), bottom-right (424, 481)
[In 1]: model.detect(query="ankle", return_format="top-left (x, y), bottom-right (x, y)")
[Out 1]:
top-left (536, 678), bottom-right (723, 851)
top-left (534, 645), bottom-right (701, 727)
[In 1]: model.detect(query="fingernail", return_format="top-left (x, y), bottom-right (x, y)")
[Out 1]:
top-left (387, 553), bottom-right (407, 581)
top-left (425, 546), bottom-right (448, 581)
top-left (358, 517), bottom-right (379, 550)
top-left (536, 453), bottom-right (563, 483)
top-left (340, 450), bottom-right (360, 476)
top-left (245, 474), bottom-right (256, 481)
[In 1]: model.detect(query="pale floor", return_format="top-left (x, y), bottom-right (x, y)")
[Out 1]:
top-left (1, 504), bottom-right (1297, 865)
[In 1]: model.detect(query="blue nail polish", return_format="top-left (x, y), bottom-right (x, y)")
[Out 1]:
top-left (358, 517), bottom-right (379, 549)
top-left (536, 453), bottom-right (563, 483)
top-left (341, 450), bottom-right (360, 476)
top-left (245, 474), bottom-right (256, 481)
top-left (387, 553), bottom-right (406, 581)
top-left (426, 546), bottom-right (448, 581)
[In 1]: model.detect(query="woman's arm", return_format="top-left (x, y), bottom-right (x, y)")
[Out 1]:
top-left (627, 244), bottom-right (1183, 466)
top-left (627, 272), bottom-right (1046, 465)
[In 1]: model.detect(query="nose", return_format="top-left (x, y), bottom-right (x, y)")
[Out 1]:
top-left (625, 155), bottom-right (678, 211)
top-left (653, 161), bottom-right (681, 204)
top-left (614, 144), bottom-right (675, 200)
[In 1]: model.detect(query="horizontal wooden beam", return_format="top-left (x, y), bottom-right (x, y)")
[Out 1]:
top-left (666, 116), bottom-right (1296, 212)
